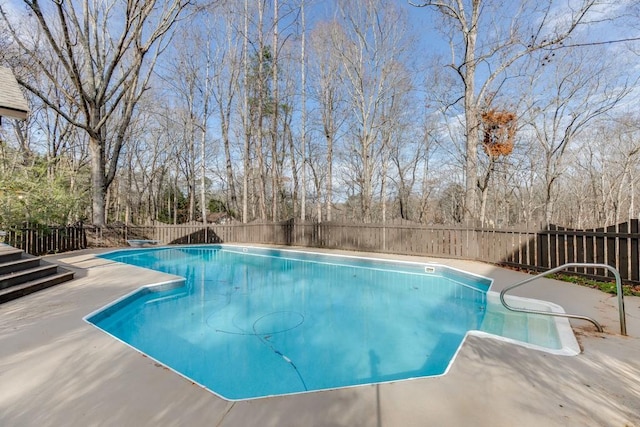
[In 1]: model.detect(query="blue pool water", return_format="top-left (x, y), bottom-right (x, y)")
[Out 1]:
top-left (88, 246), bottom-right (493, 400)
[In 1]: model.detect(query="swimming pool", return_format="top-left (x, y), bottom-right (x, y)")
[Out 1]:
top-left (86, 245), bottom-right (579, 400)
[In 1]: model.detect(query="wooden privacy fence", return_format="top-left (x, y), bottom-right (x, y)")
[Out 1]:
top-left (0, 223), bottom-right (87, 255)
top-left (4, 219), bottom-right (640, 284)
top-left (283, 220), bottom-right (640, 284)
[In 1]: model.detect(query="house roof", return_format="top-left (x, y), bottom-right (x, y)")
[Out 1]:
top-left (0, 66), bottom-right (29, 120)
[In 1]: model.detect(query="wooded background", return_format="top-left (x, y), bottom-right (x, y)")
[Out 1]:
top-left (1, 0), bottom-right (640, 231)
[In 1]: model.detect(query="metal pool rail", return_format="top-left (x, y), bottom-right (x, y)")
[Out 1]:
top-left (500, 263), bottom-right (626, 336)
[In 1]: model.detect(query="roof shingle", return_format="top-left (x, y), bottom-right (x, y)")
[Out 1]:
top-left (0, 66), bottom-right (29, 120)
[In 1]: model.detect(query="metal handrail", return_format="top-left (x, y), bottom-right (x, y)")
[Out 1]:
top-left (499, 263), bottom-right (627, 336)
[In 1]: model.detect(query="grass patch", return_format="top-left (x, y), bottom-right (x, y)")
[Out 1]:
top-left (550, 273), bottom-right (640, 297)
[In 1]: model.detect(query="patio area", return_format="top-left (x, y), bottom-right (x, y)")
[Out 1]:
top-left (1, 247), bottom-right (639, 426)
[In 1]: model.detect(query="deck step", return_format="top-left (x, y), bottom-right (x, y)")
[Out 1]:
top-left (0, 245), bottom-right (75, 304)
top-left (0, 271), bottom-right (75, 304)
top-left (0, 257), bottom-right (42, 275)
top-left (0, 264), bottom-right (59, 290)
top-left (0, 248), bottom-right (24, 264)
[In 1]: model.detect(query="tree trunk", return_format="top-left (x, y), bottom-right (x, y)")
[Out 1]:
top-left (271, 0), bottom-right (279, 221)
top-left (326, 129), bottom-right (333, 222)
top-left (300, 0), bottom-right (307, 221)
top-left (478, 157), bottom-right (495, 226)
top-left (201, 126), bottom-right (207, 225)
top-left (257, 1), bottom-right (267, 220)
top-left (89, 137), bottom-right (107, 226)
top-left (223, 120), bottom-right (237, 214)
top-left (242, 0), bottom-right (250, 223)
top-left (288, 124), bottom-right (299, 219)
top-left (463, 5), bottom-right (479, 223)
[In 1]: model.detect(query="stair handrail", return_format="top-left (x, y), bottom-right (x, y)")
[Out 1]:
top-left (499, 263), bottom-right (626, 336)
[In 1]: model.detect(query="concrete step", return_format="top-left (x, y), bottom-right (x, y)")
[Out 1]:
top-left (0, 257), bottom-right (42, 275)
top-left (0, 264), bottom-right (59, 290)
top-left (0, 271), bottom-right (75, 304)
top-left (479, 311), bottom-right (504, 335)
top-left (500, 312), bottom-right (530, 343)
top-left (526, 313), bottom-right (561, 349)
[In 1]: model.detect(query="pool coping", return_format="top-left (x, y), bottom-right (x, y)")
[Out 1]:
top-left (1, 246), bottom-right (639, 426)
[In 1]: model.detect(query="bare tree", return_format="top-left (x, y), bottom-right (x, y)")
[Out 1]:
top-left (571, 115), bottom-right (640, 226)
top-left (242, 0), bottom-right (250, 222)
top-left (255, 1), bottom-right (268, 220)
top-left (1, 0), bottom-right (191, 226)
top-left (210, 3), bottom-right (243, 216)
top-left (199, 26), bottom-right (214, 225)
top-left (309, 21), bottom-right (346, 222)
top-left (523, 47), bottom-right (633, 225)
top-left (411, 0), bottom-right (603, 222)
top-left (271, 0), bottom-right (280, 221)
top-left (333, 0), bottom-right (414, 223)
top-left (299, 0), bottom-right (307, 221)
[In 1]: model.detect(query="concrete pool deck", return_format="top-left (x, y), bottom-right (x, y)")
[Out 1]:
top-left (1, 246), bottom-right (639, 426)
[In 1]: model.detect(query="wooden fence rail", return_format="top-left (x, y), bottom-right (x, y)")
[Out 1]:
top-left (3, 219), bottom-right (640, 284)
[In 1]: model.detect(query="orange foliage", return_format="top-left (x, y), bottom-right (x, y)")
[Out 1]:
top-left (481, 110), bottom-right (516, 156)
